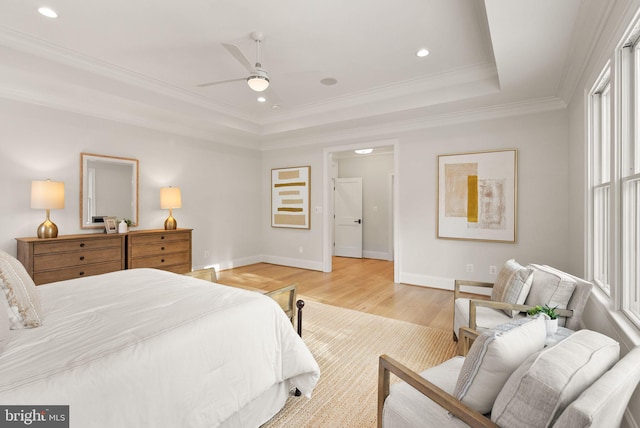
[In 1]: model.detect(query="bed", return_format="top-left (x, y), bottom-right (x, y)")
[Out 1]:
top-left (0, 265), bottom-right (320, 427)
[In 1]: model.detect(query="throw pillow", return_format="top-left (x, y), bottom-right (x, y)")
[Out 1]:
top-left (491, 329), bottom-right (620, 428)
top-left (0, 250), bottom-right (42, 329)
top-left (525, 264), bottom-right (577, 327)
top-left (453, 316), bottom-right (546, 414)
top-left (491, 259), bottom-right (534, 317)
top-left (0, 292), bottom-right (10, 353)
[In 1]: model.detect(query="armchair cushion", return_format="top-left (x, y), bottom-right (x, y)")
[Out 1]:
top-left (491, 330), bottom-right (620, 428)
top-left (491, 259), bottom-right (534, 317)
top-left (524, 264), bottom-right (577, 327)
top-left (552, 346), bottom-right (640, 428)
top-left (453, 316), bottom-right (546, 414)
top-left (382, 357), bottom-right (470, 428)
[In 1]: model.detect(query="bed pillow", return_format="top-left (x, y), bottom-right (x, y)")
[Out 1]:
top-left (453, 316), bottom-right (546, 414)
top-left (0, 250), bottom-right (42, 329)
top-left (0, 292), bottom-right (10, 353)
top-left (491, 330), bottom-right (619, 428)
top-left (491, 259), bottom-right (534, 317)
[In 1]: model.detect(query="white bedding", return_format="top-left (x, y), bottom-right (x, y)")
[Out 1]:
top-left (0, 268), bottom-right (320, 427)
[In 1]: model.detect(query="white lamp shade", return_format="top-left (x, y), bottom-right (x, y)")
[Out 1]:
top-left (31, 180), bottom-right (65, 209)
top-left (247, 75), bottom-right (269, 92)
top-left (160, 187), bottom-right (182, 209)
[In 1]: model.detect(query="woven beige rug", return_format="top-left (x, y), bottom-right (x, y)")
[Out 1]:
top-left (263, 298), bottom-right (457, 428)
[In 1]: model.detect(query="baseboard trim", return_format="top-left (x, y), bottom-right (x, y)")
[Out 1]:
top-left (362, 250), bottom-right (391, 260)
top-left (261, 255), bottom-right (324, 272)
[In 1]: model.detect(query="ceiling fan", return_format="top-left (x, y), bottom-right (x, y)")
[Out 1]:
top-left (198, 32), bottom-right (271, 92)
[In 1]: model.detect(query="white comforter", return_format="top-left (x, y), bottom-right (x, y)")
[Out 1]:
top-left (0, 268), bottom-right (320, 427)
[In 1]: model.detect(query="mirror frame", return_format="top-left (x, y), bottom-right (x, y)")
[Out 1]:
top-left (80, 153), bottom-right (139, 229)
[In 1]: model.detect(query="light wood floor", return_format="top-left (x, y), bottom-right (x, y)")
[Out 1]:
top-left (216, 257), bottom-right (455, 332)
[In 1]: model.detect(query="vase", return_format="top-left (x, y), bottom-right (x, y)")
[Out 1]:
top-left (545, 318), bottom-right (558, 336)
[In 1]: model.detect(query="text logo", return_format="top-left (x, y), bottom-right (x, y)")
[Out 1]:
top-left (0, 406), bottom-right (68, 427)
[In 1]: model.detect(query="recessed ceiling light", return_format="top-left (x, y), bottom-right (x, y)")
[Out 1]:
top-left (272, 104), bottom-right (280, 109)
top-left (320, 78), bottom-right (338, 86)
top-left (257, 96), bottom-right (266, 103)
top-left (38, 7), bottom-right (58, 18)
top-left (416, 48), bottom-right (430, 58)
top-left (355, 148), bottom-right (373, 154)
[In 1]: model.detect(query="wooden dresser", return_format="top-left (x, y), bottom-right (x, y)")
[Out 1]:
top-left (127, 229), bottom-right (192, 274)
top-left (16, 234), bottom-right (125, 285)
top-left (16, 228), bottom-right (192, 285)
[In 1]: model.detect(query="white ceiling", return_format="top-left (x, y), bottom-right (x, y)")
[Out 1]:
top-left (0, 0), bottom-right (611, 150)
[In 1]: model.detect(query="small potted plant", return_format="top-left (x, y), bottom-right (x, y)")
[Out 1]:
top-left (527, 304), bottom-right (559, 335)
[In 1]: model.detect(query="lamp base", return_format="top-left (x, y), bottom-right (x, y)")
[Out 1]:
top-left (37, 218), bottom-right (58, 239)
top-left (164, 215), bottom-right (177, 230)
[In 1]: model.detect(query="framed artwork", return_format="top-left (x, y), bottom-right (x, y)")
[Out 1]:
top-left (437, 149), bottom-right (517, 243)
top-left (271, 166), bottom-right (311, 229)
top-left (103, 216), bottom-right (118, 234)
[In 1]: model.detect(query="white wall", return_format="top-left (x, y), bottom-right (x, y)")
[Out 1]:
top-left (261, 109), bottom-right (571, 288)
top-left (261, 147), bottom-right (326, 271)
top-left (0, 97), bottom-right (262, 271)
top-left (397, 111), bottom-right (570, 289)
top-left (337, 153), bottom-right (394, 260)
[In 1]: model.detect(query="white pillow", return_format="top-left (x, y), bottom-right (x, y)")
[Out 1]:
top-left (453, 316), bottom-right (546, 414)
top-left (0, 292), bottom-right (10, 353)
top-left (491, 330), bottom-right (620, 428)
top-left (0, 250), bottom-right (42, 329)
top-left (525, 264), bottom-right (577, 326)
top-left (491, 259), bottom-right (534, 317)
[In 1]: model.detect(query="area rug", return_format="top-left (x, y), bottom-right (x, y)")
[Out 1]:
top-left (263, 298), bottom-right (457, 428)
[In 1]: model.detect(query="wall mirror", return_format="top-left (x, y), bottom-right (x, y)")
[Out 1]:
top-left (80, 153), bottom-right (139, 229)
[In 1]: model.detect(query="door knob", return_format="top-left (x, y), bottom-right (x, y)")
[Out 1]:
top-left (354, 219), bottom-right (362, 224)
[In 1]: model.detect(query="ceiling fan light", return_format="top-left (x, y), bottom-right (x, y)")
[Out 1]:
top-left (247, 75), bottom-right (269, 92)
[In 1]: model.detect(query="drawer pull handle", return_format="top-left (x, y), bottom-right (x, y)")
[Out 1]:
top-left (80, 243), bottom-right (85, 248)
top-left (161, 236), bottom-right (165, 240)
top-left (161, 259), bottom-right (165, 263)
top-left (161, 247), bottom-right (165, 251)
top-left (79, 256), bottom-right (85, 261)
top-left (79, 271), bottom-right (85, 276)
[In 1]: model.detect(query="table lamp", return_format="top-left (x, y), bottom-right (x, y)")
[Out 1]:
top-left (31, 179), bottom-right (65, 239)
top-left (160, 186), bottom-right (181, 230)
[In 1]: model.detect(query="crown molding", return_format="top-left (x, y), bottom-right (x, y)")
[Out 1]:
top-left (260, 96), bottom-right (567, 151)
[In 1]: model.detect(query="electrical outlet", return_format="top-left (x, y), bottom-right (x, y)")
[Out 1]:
top-left (204, 250), bottom-right (210, 259)
top-left (298, 246), bottom-right (304, 254)
top-left (466, 264), bottom-right (474, 273)
top-left (489, 265), bottom-right (497, 275)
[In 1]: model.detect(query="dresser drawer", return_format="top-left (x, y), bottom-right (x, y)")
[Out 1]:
top-left (128, 252), bottom-right (191, 269)
top-left (33, 236), bottom-right (123, 255)
top-left (33, 261), bottom-right (123, 285)
top-left (129, 240), bottom-right (190, 258)
top-left (128, 232), bottom-right (189, 246)
top-left (34, 247), bottom-right (122, 271)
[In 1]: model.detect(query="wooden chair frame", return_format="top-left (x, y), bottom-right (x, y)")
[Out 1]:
top-left (378, 354), bottom-right (499, 428)
top-left (453, 279), bottom-right (573, 339)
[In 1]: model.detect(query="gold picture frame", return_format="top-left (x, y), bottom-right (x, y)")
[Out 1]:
top-left (271, 166), bottom-right (311, 229)
top-left (437, 149), bottom-right (517, 243)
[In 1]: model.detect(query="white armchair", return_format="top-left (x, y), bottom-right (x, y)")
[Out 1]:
top-left (379, 324), bottom-right (640, 428)
top-left (453, 262), bottom-right (592, 341)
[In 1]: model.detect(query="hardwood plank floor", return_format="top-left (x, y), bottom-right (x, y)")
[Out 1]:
top-left (216, 257), bottom-right (455, 331)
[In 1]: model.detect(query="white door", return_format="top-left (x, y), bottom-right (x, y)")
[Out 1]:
top-left (334, 177), bottom-right (363, 258)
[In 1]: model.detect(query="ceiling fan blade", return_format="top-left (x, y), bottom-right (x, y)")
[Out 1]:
top-left (197, 77), bottom-right (246, 88)
top-left (222, 43), bottom-right (255, 74)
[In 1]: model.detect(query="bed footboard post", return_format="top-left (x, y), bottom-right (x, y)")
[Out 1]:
top-left (296, 299), bottom-right (305, 336)
top-left (294, 299), bottom-right (305, 397)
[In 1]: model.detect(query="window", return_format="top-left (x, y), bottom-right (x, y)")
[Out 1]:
top-left (589, 21), bottom-right (640, 325)
top-left (589, 72), bottom-right (611, 294)
top-left (621, 38), bottom-right (640, 321)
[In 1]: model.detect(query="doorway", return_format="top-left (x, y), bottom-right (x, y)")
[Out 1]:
top-left (334, 177), bottom-right (363, 258)
top-left (322, 140), bottom-right (399, 282)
